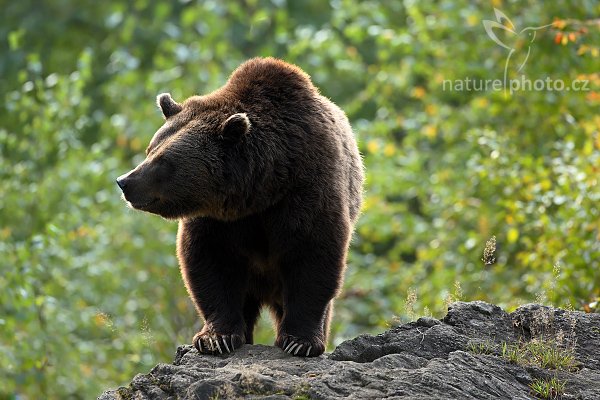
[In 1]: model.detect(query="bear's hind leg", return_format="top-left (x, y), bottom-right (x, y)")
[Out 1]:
top-left (275, 244), bottom-right (345, 357)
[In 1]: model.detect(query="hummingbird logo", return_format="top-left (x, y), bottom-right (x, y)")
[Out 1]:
top-left (483, 9), bottom-right (553, 85)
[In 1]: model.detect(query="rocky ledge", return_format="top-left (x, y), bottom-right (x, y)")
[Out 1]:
top-left (98, 302), bottom-right (600, 399)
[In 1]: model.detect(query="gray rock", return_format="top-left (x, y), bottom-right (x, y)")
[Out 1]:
top-left (98, 302), bottom-right (600, 399)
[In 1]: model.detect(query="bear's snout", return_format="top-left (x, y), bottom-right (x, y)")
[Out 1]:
top-left (116, 169), bottom-right (161, 211)
top-left (116, 173), bottom-right (129, 191)
top-left (116, 171), bottom-right (142, 201)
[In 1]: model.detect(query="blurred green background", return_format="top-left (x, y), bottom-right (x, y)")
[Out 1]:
top-left (1, 0), bottom-right (598, 398)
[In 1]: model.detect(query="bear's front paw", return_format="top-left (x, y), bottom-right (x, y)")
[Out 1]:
top-left (193, 330), bottom-right (245, 355)
top-left (275, 334), bottom-right (325, 357)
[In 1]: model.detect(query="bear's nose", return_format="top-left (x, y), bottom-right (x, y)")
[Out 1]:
top-left (116, 173), bottom-right (130, 191)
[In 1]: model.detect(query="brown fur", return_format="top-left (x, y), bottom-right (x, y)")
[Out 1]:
top-left (117, 57), bottom-right (364, 357)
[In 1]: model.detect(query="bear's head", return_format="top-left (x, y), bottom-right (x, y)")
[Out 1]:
top-left (116, 93), bottom-right (252, 220)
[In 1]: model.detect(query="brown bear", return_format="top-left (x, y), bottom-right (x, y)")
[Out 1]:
top-left (116, 57), bottom-right (363, 357)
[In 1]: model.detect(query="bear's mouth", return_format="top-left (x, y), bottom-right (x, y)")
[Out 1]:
top-left (130, 198), bottom-right (159, 210)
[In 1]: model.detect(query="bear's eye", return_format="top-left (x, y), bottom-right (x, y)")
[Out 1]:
top-left (158, 155), bottom-right (174, 168)
top-left (151, 156), bottom-right (175, 180)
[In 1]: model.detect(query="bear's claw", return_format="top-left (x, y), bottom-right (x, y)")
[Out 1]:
top-left (284, 340), bottom-right (312, 356)
top-left (277, 334), bottom-right (323, 357)
top-left (193, 331), bottom-right (243, 355)
top-left (222, 338), bottom-right (231, 353)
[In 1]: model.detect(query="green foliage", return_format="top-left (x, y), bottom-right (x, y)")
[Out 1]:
top-left (530, 376), bottom-right (566, 400)
top-left (1, 0), bottom-right (598, 398)
top-left (525, 340), bottom-right (577, 371)
top-left (466, 340), bottom-right (496, 355)
top-left (501, 340), bottom-right (577, 371)
top-left (502, 341), bottom-right (525, 365)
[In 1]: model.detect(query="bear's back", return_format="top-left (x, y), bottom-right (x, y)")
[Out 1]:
top-left (226, 57), bottom-right (318, 105)
top-left (228, 58), bottom-right (363, 224)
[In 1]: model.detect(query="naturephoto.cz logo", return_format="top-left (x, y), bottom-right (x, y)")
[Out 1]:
top-left (443, 8), bottom-right (591, 94)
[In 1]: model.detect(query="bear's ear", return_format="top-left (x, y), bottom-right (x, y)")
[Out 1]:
top-left (156, 93), bottom-right (182, 119)
top-left (221, 113), bottom-right (251, 141)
